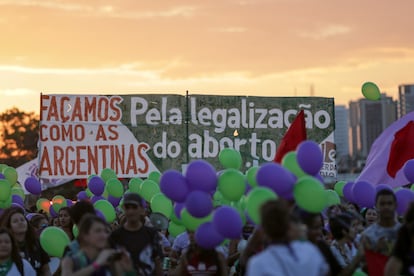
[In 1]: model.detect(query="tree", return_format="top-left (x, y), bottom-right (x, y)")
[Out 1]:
top-left (0, 108), bottom-right (39, 168)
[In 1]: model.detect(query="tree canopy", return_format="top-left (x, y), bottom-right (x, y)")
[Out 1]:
top-left (0, 108), bottom-right (39, 167)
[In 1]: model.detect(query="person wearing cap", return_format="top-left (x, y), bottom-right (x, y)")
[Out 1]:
top-left (110, 193), bottom-right (163, 276)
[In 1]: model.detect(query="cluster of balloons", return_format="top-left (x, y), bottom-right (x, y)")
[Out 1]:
top-left (0, 165), bottom-right (27, 210)
top-left (157, 141), bottom-right (343, 249)
top-left (335, 158), bottom-right (414, 216)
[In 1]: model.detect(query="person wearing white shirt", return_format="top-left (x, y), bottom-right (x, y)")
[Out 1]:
top-left (246, 199), bottom-right (329, 276)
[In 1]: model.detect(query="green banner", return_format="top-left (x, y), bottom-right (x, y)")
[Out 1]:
top-left (39, 94), bottom-right (335, 179)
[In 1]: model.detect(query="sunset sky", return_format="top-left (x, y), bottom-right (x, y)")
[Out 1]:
top-left (1, 0), bottom-right (414, 114)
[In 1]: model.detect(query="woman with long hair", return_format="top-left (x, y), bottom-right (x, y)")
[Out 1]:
top-left (59, 207), bottom-right (74, 240)
top-left (0, 227), bottom-right (36, 275)
top-left (0, 206), bottom-right (51, 276)
top-left (61, 214), bottom-right (134, 276)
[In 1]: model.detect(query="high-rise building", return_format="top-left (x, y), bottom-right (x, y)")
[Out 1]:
top-left (398, 84), bottom-right (414, 118)
top-left (334, 105), bottom-right (350, 172)
top-left (349, 94), bottom-right (397, 161)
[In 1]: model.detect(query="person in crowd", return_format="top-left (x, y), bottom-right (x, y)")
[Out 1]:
top-left (29, 214), bottom-right (49, 237)
top-left (299, 211), bottom-right (343, 276)
top-left (59, 207), bottom-right (74, 240)
top-left (360, 189), bottom-right (401, 275)
top-left (110, 193), bottom-right (163, 276)
top-left (246, 199), bottom-right (329, 276)
top-left (63, 200), bottom-right (96, 258)
top-left (169, 230), bottom-right (193, 266)
top-left (51, 217), bottom-right (60, 227)
top-left (61, 214), bottom-right (134, 276)
top-left (384, 202), bottom-right (414, 275)
top-left (329, 213), bottom-right (364, 273)
top-left (361, 207), bottom-right (378, 227)
top-left (170, 230), bottom-right (227, 276)
top-left (326, 204), bottom-right (346, 219)
top-left (346, 203), bottom-right (360, 214)
top-left (0, 227), bottom-right (36, 275)
top-left (0, 206), bottom-right (51, 276)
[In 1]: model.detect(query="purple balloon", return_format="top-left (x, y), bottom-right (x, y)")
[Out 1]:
top-left (11, 203), bottom-right (24, 210)
top-left (376, 184), bottom-right (393, 193)
top-left (108, 195), bottom-right (121, 208)
top-left (195, 222), bottom-right (224, 249)
top-left (256, 163), bottom-right (296, 199)
top-left (66, 199), bottom-right (73, 207)
top-left (26, 213), bottom-right (37, 221)
top-left (343, 181), bottom-right (355, 203)
top-left (88, 176), bottom-right (105, 196)
top-left (395, 189), bottom-right (414, 215)
top-left (0, 173), bottom-right (4, 179)
top-left (24, 176), bottom-right (42, 195)
top-left (185, 191), bottom-right (213, 218)
top-left (91, 195), bottom-right (105, 204)
top-left (352, 181), bottom-right (375, 208)
top-left (49, 205), bottom-right (58, 218)
top-left (174, 203), bottom-right (185, 219)
top-left (12, 195), bottom-right (24, 207)
top-left (160, 170), bottom-right (190, 203)
top-left (213, 206), bottom-right (243, 239)
top-left (185, 160), bottom-right (217, 192)
top-left (95, 209), bottom-right (105, 220)
top-left (77, 191), bottom-right (89, 201)
top-left (297, 141), bottom-right (323, 175)
top-left (404, 159), bottom-right (414, 183)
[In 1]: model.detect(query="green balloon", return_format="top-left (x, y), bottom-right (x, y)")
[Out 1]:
top-left (36, 198), bottom-right (50, 213)
top-left (326, 189), bottom-right (340, 206)
top-left (180, 208), bottom-right (211, 231)
top-left (219, 148), bottom-right (243, 170)
top-left (129, 178), bottom-right (143, 194)
top-left (150, 193), bottom-right (173, 218)
top-left (0, 197), bottom-right (11, 209)
top-left (170, 211), bottom-right (182, 225)
top-left (52, 195), bottom-right (67, 213)
top-left (106, 178), bottom-right (124, 198)
top-left (40, 226), bottom-right (70, 257)
top-left (85, 188), bottom-right (93, 198)
top-left (352, 269), bottom-right (367, 276)
top-left (282, 152), bottom-right (306, 178)
top-left (334, 181), bottom-right (346, 197)
top-left (246, 187), bottom-right (278, 224)
top-left (410, 184), bottom-right (414, 192)
top-left (294, 176), bottom-right (328, 213)
top-left (168, 222), bottom-right (186, 238)
top-left (218, 169), bottom-right (246, 202)
top-left (0, 180), bottom-right (11, 201)
top-left (94, 200), bottom-right (116, 223)
top-left (0, 164), bottom-right (7, 173)
top-left (11, 186), bottom-right (25, 200)
top-left (100, 168), bottom-right (117, 182)
top-left (72, 224), bottom-right (79, 238)
top-left (140, 180), bottom-right (160, 202)
top-left (148, 171), bottom-right (161, 184)
top-left (246, 166), bottom-right (259, 187)
top-left (2, 167), bottom-right (17, 186)
top-left (361, 82), bottom-right (381, 101)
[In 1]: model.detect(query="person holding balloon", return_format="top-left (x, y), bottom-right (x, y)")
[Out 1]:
top-left (61, 214), bottom-right (135, 276)
top-left (0, 206), bottom-right (51, 276)
top-left (0, 227), bottom-right (36, 275)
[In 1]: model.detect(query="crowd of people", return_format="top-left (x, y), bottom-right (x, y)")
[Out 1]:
top-left (0, 186), bottom-right (413, 275)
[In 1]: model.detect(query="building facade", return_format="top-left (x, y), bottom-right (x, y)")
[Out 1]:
top-left (349, 94), bottom-right (397, 165)
top-left (398, 84), bottom-right (414, 118)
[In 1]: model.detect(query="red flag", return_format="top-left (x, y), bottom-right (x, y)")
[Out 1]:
top-left (274, 110), bottom-right (307, 163)
top-left (387, 121), bottom-right (414, 177)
